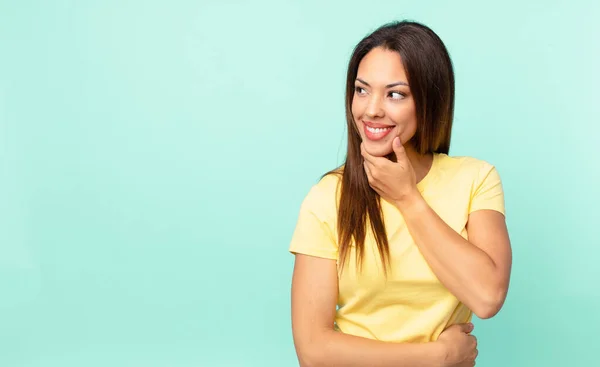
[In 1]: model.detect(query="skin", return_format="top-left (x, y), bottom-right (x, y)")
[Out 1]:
top-left (292, 253), bottom-right (478, 367)
top-left (352, 46), bottom-right (433, 183)
top-left (291, 46), bottom-right (510, 367)
top-left (356, 47), bottom-right (512, 320)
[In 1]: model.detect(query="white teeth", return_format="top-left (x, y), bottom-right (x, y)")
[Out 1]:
top-left (366, 126), bottom-right (392, 133)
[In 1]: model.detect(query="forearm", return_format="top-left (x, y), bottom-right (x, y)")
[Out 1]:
top-left (299, 329), bottom-right (446, 367)
top-left (396, 192), bottom-right (502, 318)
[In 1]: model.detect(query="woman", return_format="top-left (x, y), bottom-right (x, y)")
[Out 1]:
top-left (289, 21), bottom-right (512, 367)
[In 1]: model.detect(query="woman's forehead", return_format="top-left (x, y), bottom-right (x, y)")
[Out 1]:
top-left (357, 49), bottom-right (408, 85)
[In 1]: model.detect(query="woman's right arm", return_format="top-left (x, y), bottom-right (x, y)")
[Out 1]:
top-left (291, 253), bottom-right (451, 367)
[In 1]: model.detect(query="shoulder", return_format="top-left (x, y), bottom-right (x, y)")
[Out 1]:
top-left (436, 154), bottom-right (501, 182)
top-left (289, 171), bottom-right (342, 258)
top-left (437, 154), bottom-right (505, 211)
top-left (313, 170), bottom-right (342, 196)
top-left (299, 170), bottom-right (342, 221)
top-left (436, 155), bottom-right (506, 214)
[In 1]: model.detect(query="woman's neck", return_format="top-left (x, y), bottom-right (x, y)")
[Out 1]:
top-left (404, 145), bottom-right (434, 184)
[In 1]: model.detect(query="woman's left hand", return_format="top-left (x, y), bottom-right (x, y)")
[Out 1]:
top-left (361, 135), bottom-right (418, 206)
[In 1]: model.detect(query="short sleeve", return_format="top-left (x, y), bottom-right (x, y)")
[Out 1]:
top-left (288, 183), bottom-right (339, 260)
top-left (469, 162), bottom-right (505, 215)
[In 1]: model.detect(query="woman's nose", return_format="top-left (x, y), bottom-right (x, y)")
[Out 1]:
top-left (365, 96), bottom-right (384, 118)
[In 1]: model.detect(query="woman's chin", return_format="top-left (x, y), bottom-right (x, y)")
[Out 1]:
top-left (363, 142), bottom-right (393, 158)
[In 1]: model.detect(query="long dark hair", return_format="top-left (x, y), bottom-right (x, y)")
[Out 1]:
top-left (325, 20), bottom-right (455, 274)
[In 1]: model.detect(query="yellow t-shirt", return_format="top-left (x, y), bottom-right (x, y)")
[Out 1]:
top-left (288, 153), bottom-right (505, 343)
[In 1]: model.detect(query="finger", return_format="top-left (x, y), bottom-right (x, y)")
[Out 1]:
top-left (363, 161), bottom-right (383, 195)
top-left (457, 322), bottom-right (474, 334)
top-left (392, 129), bottom-right (407, 162)
top-left (363, 160), bottom-right (374, 183)
top-left (365, 159), bottom-right (380, 183)
top-left (367, 157), bottom-right (385, 184)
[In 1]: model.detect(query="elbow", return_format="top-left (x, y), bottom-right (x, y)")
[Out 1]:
top-left (297, 345), bottom-right (324, 367)
top-left (472, 288), bottom-right (507, 319)
top-left (295, 334), bottom-right (328, 367)
top-left (473, 304), bottom-right (500, 320)
top-left (298, 354), bottom-right (318, 367)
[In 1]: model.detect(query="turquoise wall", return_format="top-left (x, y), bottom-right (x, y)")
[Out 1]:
top-left (1, 1), bottom-right (598, 366)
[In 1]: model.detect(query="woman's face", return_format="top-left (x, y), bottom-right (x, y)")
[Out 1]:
top-left (352, 47), bottom-right (417, 157)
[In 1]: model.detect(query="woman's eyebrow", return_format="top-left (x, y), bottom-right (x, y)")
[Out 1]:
top-left (356, 78), bottom-right (409, 88)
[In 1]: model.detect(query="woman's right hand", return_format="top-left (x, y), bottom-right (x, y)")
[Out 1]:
top-left (437, 323), bottom-right (478, 366)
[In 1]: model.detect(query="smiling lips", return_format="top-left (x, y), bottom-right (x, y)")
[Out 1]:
top-left (362, 120), bottom-right (395, 141)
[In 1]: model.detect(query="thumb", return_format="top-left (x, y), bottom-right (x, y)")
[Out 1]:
top-left (393, 136), bottom-right (406, 161)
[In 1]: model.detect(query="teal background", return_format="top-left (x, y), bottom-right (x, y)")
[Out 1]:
top-left (1, 0), bottom-right (598, 366)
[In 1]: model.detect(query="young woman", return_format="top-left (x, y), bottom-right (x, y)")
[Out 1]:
top-left (289, 21), bottom-right (512, 367)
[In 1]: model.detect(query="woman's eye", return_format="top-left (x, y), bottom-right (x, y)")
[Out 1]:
top-left (389, 91), bottom-right (404, 100)
top-left (355, 86), bottom-right (366, 95)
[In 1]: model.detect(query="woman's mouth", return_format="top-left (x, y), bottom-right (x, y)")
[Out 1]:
top-left (363, 121), bottom-right (395, 141)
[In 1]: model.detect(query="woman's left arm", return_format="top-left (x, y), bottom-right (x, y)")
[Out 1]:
top-left (361, 137), bottom-right (512, 319)
top-left (396, 193), bottom-right (512, 319)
